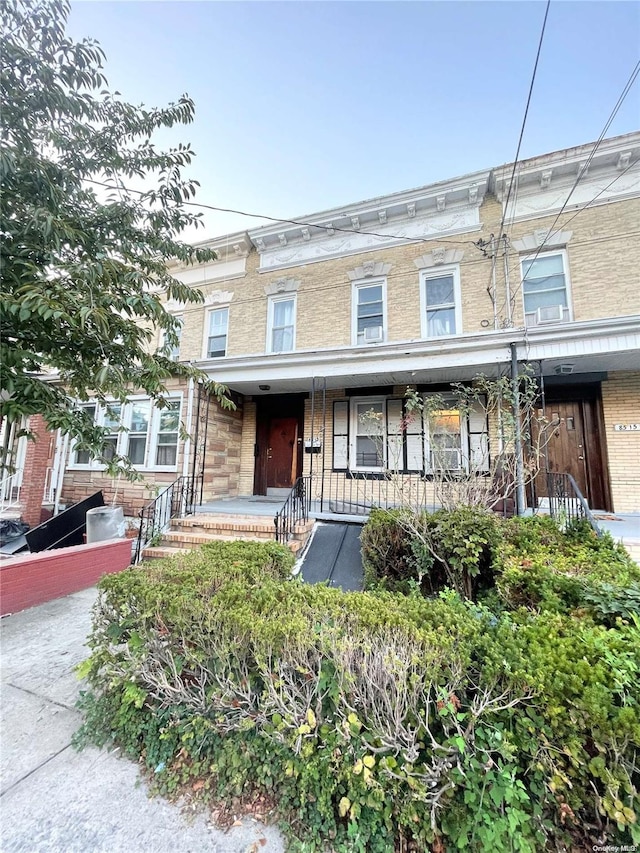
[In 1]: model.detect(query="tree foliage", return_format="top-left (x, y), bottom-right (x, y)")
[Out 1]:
top-left (0, 0), bottom-right (231, 472)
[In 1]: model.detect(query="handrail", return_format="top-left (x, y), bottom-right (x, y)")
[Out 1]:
top-left (546, 471), bottom-right (602, 537)
top-left (274, 476), bottom-right (310, 543)
top-left (0, 470), bottom-right (22, 511)
top-left (133, 473), bottom-right (203, 563)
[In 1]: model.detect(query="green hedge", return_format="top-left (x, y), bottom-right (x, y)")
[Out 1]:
top-left (75, 539), bottom-right (640, 851)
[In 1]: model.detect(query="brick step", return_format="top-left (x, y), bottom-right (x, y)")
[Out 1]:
top-left (174, 516), bottom-right (277, 538)
top-left (143, 545), bottom-right (192, 561)
top-left (163, 531), bottom-right (273, 548)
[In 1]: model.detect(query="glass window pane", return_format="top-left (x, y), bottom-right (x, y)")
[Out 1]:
top-left (427, 307), bottom-right (456, 336)
top-left (128, 436), bottom-right (146, 465)
top-left (208, 335), bottom-right (227, 358)
top-left (273, 327), bottom-right (293, 352)
top-left (522, 254), bottom-right (564, 280)
top-left (358, 285), bottom-right (382, 304)
top-left (159, 406), bottom-right (180, 432)
top-left (273, 299), bottom-right (294, 325)
top-left (524, 289), bottom-right (568, 312)
top-left (130, 402), bottom-right (150, 433)
top-left (356, 437), bottom-right (382, 467)
top-left (425, 276), bottom-right (454, 306)
top-left (156, 445), bottom-right (177, 466)
top-left (358, 301), bottom-right (383, 318)
top-left (103, 405), bottom-right (121, 429)
top-left (209, 308), bottom-right (228, 332)
top-left (523, 274), bottom-right (566, 294)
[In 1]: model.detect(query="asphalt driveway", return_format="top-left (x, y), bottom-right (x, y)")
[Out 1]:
top-left (0, 587), bottom-right (285, 853)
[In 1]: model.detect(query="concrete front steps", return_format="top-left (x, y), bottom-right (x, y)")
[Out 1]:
top-left (142, 514), bottom-right (314, 561)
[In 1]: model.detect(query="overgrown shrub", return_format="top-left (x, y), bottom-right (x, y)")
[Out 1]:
top-left (361, 506), bottom-right (502, 599)
top-left (76, 540), bottom-right (640, 851)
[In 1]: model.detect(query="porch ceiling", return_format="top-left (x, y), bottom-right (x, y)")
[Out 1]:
top-left (196, 316), bottom-right (640, 397)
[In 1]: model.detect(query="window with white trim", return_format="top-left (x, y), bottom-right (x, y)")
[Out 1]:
top-left (161, 316), bottom-right (183, 361)
top-left (267, 295), bottom-right (296, 353)
top-left (353, 280), bottom-right (386, 345)
top-left (206, 307), bottom-right (229, 358)
top-left (420, 267), bottom-right (462, 338)
top-left (331, 393), bottom-right (489, 475)
top-left (423, 395), bottom-right (489, 474)
top-left (69, 397), bottom-right (182, 471)
top-left (521, 252), bottom-right (570, 327)
top-left (353, 399), bottom-right (385, 469)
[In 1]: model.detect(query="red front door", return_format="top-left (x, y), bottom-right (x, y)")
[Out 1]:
top-left (266, 417), bottom-right (298, 489)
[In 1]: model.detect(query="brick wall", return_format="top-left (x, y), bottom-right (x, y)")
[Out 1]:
top-left (601, 371), bottom-right (640, 513)
top-left (201, 397), bottom-right (243, 501)
top-left (20, 415), bottom-right (55, 527)
top-left (0, 538), bottom-right (132, 616)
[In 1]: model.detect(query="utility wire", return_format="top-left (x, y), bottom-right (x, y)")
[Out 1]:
top-left (496, 59), bottom-right (640, 321)
top-left (85, 177), bottom-right (480, 250)
top-left (483, 0), bottom-right (551, 310)
top-left (502, 155), bottom-right (639, 319)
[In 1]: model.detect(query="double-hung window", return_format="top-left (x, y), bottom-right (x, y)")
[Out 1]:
top-left (162, 316), bottom-right (183, 361)
top-left (267, 296), bottom-right (296, 353)
top-left (420, 267), bottom-right (461, 338)
top-left (423, 395), bottom-right (489, 474)
top-left (70, 397), bottom-right (181, 471)
top-left (354, 399), bottom-right (385, 469)
top-left (426, 404), bottom-right (463, 471)
top-left (521, 252), bottom-right (570, 326)
top-left (353, 281), bottom-right (385, 345)
top-left (206, 307), bottom-right (228, 358)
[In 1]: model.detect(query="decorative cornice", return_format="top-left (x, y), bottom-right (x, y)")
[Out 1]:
top-left (248, 168), bottom-right (491, 271)
top-left (204, 290), bottom-right (234, 306)
top-left (347, 262), bottom-right (393, 281)
top-left (263, 277), bottom-right (300, 296)
top-left (511, 230), bottom-right (573, 253)
top-left (414, 248), bottom-right (465, 269)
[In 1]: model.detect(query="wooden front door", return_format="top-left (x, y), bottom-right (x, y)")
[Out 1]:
top-left (253, 395), bottom-right (305, 495)
top-left (535, 395), bottom-right (610, 511)
top-left (266, 417), bottom-right (298, 489)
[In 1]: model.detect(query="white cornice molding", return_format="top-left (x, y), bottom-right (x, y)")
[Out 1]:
top-left (248, 169), bottom-right (491, 271)
top-left (204, 290), bottom-right (234, 306)
top-left (254, 207), bottom-right (482, 272)
top-left (511, 229), bottom-right (573, 253)
top-left (414, 248), bottom-right (465, 269)
top-left (263, 277), bottom-right (300, 296)
top-left (347, 261), bottom-right (392, 280)
top-left (494, 132), bottom-right (640, 223)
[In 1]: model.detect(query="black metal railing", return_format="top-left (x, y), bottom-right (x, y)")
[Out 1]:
top-left (274, 476), bottom-right (311, 543)
top-left (317, 470), bottom-right (431, 516)
top-left (133, 473), bottom-right (203, 563)
top-left (546, 471), bottom-right (602, 537)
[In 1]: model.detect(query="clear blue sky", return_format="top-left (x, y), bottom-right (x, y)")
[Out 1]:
top-left (67, 1), bottom-right (640, 239)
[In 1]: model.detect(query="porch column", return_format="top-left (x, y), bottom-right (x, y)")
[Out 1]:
top-left (21, 415), bottom-right (54, 528)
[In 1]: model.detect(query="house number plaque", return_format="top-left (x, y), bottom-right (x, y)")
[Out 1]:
top-left (613, 423), bottom-right (640, 431)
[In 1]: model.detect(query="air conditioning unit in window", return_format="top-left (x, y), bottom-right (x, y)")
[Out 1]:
top-left (536, 305), bottom-right (565, 324)
top-left (364, 326), bottom-right (384, 342)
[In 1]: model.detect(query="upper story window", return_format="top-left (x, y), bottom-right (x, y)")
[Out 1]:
top-left (161, 316), bottom-right (183, 362)
top-left (420, 266), bottom-right (462, 338)
top-left (353, 280), bottom-right (386, 345)
top-left (70, 397), bottom-right (181, 471)
top-left (206, 307), bottom-right (229, 358)
top-left (267, 295), bottom-right (296, 353)
top-left (521, 252), bottom-right (571, 327)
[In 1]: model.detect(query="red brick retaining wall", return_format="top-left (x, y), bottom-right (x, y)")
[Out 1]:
top-left (0, 538), bottom-right (133, 616)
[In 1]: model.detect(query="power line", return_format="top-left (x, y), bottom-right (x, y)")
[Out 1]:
top-left (503, 157), bottom-right (639, 318)
top-left (497, 0), bottom-right (551, 241)
top-left (497, 59), bottom-right (640, 320)
top-left (85, 178), bottom-right (479, 250)
top-left (484, 0), bottom-right (551, 314)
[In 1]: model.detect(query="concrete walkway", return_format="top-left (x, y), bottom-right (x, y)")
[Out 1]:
top-left (0, 587), bottom-right (285, 853)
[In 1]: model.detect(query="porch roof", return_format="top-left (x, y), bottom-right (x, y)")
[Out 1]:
top-left (196, 315), bottom-right (640, 396)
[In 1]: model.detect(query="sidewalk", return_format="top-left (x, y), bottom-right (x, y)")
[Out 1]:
top-left (0, 587), bottom-right (285, 853)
